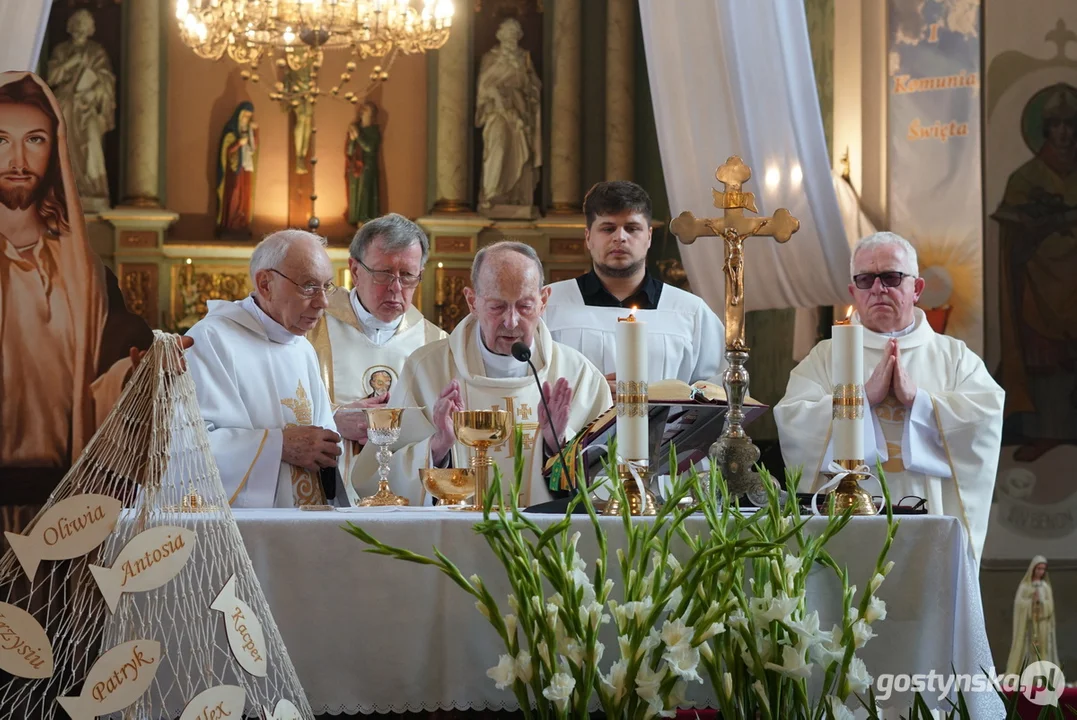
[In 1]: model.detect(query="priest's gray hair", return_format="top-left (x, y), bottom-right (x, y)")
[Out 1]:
top-left (850, 231), bottom-right (919, 279)
top-left (472, 241), bottom-right (544, 293)
top-left (249, 229), bottom-right (328, 282)
top-left (350, 213), bottom-right (430, 266)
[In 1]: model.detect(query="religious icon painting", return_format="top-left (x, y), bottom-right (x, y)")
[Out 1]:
top-left (363, 365), bottom-right (397, 399)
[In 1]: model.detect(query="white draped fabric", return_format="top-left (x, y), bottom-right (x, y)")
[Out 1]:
top-left (0, 0), bottom-right (50, 72)
top-left (640, 0), bottom-right (852, 312)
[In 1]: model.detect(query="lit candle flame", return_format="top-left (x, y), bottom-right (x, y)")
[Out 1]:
top-left (835, 306), bottom-right (854, 326)
top-left (619, 306), bottom-right (638, 323)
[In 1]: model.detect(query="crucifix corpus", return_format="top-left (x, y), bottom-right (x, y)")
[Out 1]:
top-left (670, 155), bottom-right (800, 498)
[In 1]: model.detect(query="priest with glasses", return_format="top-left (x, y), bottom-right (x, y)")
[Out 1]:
top-left (774, 231), bottom-right (1004, 563)
top-left (306, 213), bottom-right (445, 505)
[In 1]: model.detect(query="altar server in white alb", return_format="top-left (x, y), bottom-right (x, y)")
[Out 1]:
top-left (774, 232), bottom-right (1004, 562)
top-left (186, 230), bottom-right (342, 508)
top-left (352, 241), bottom-right (611, 505)
top-left (543, 181), bottom-right (725, 394)
top-left (306, 214), bottom-right (445, 504)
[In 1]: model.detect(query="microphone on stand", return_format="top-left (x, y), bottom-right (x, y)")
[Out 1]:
top-left (511, 341), bottom-right (582, 514)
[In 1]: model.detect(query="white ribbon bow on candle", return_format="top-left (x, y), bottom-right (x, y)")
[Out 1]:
top-left (578, 445), bottom-right (649, 503)
top-left (810, 461), bottom-right (883, 516)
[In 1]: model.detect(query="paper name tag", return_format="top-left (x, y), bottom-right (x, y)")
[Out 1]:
top-left (89, 525), bottom-right (196, 613)
top-left (179, 684), bottom-right (246, 720)
top-left (4, 494), bottom-right (122, 580)
top-left (211, 574), bottom-right (267, 677)
top-left (263, 699), bottom-right (302, 720)
top-left (0, 601), bottom-right (54, 679)
top-left (56, 639), bottom-right (161, 720)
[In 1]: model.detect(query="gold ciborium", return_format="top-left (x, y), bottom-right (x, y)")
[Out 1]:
top-left (452, 410), bottom-right (512, 510)
top-left (825, 459), bottom-right (877, 516)
top-left (420, 468), bottom-right (477, 508)
top-left (358, 407), bottom-right (410, 507)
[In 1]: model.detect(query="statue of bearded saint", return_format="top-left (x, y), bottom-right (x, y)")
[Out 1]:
top-left (46, 9), bottom-right (115, 211)
top-left (475, 18), bottom-right (542, 214)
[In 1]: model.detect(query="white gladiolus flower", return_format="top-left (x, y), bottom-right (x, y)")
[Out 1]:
top-left (531, 558), bottom-right (541, 573)
top-left (635, 663), bottom-right (667, 704)
top-left (507, 594), bottom-right (519, 612)
top-left (764, 644), bottom-right (813, 679)
top-left (548, 592), bottom-right (564, 608)
top-left (827, 696), bottom-right (856, 720)
top-left (537, 640), bottom-right (552, 666)
top-left (846, 656), bottom-right (873, 695)
top-left (852, 619), bottom-right (876, 648)
top-left (660, 618), bottom-right (692, 648)
top-left (602, 658), bottom-right (628, 700)
top-left (811, 624), bottom-right (846, 669)
top-left (664, 642), bottom-right (703, 684)
top-left (698, 621), bottom-right (726, 642)
top-left (475, 601), bottom-right (491, 620)
top-left (721, 672), bottom-right (733, 700)
top-left (570, 567), bottom-right (596, 604)
top-left (504, 614), bottom-right (517, 638)
top-left (591, 640), bottom-right (605, 665)
top-left (787, 610), bottom-right (826, 647)
top-left (469, 574), bottom-right (482, 587)
top-left (569, 531), bottom-right (581, 550)
top-left (727, 609), bottom-right (748, 630)
top-left (752, 680), bottom-right (770, 712)
top-left (531, 595), bottom-right (543, 612)
top-left (665, 585), bottom-right (683, 611)
top-left (487, 654), bottom-right (516, 689)
top-left (699, 641), bottom-right (714, 663)
top-left (783, 553), bottom-right (803, 575)
top-left (542, 672), bottom-right (575, 710)
top-left (870, 573), bottom-right (885, 593)
top-left (618, 635), bottom-right (633, 660)
top-left (667, 555), bottom-right (682, 573)
top-left (883, 560), bottom-right (895, 577)
top-left (865, 596), bottom-right (888, 624)
top-left (602, 578), bottom-right (615, 598)
top-left (515, 651), bottom-right (533, 683)
top-left (564, 640), bottom-right (585, 666)
top-left (611, 603), bottom-right (629, 629)
top-left (751, 591), bottom-right (799, 625)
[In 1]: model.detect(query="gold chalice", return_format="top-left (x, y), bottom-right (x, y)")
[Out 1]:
top-left (358, 407), bottom-right (410, 507)
top-left (420, 468), bottom-right (477, 508)
top-left (452, 410), bottom-right (513, 510)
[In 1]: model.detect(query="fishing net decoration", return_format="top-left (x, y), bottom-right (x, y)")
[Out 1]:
top-left (0, 331), bottom-right (313, 719)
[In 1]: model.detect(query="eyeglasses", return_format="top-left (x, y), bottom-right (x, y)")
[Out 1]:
top-left (269, 268), bottom-right (337, 298)
top-left (853, 271), bottom-right (914, 290)
top-left (356, 258), bottom-right (422, 288)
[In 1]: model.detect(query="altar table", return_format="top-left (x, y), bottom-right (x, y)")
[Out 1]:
top-left (233, 509), bottom-right (1000, 716)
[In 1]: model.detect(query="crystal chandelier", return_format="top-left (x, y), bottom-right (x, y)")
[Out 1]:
top-left (176, 1), bottom-right (455, 62)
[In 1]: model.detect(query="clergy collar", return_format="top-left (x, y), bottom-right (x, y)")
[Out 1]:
top-left (476, 327), bottom-right (530, 378)
top-left (577, 269), bottom-right (663, 310)
top-left (240, 294), bottom-right (303, 345)
top-left (880, 319), bottom-right (916, 338)
top-left (350, 289), bottom-right (404, 332)
top-left (857, 308), bottom-right (934, 350)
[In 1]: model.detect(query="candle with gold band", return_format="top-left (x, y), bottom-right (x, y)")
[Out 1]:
top-left (615, 308), bottom-right (648, 461)
top-left (831, 321), bottom-right (864, 461)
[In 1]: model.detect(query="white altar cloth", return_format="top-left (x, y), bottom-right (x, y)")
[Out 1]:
top-left (232, 509), bottom-right (998, 716)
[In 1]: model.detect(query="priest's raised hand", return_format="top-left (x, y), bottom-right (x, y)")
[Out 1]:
top-left (336, 393), bottom-right (389, 445)
top-left (430, 379), bottom-right (465, 464)
top-left (538, 377), bottom-right (572, 454)
top-left (282, 425), bottom-right (343, 472)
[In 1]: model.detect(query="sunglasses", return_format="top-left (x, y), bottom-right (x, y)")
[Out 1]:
top-left (853, 272), bottom-right (914, 290)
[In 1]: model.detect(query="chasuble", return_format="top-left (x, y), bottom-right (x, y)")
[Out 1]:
top-left (186, 298), bottom-right (339, 508)
top-left (306, 290), bottom-right (445, 505)
top-left (774, 309), bottom-right (1004, 562)
top-left (350, 316), bottom-right (611, 506)
top-left (542, 278), bottom-right (726, 384)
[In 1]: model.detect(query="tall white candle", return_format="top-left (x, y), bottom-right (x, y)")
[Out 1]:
top-left (615, 311), bottom-right (649, 462)
top-left (831, 322), bottom-right (864, 461)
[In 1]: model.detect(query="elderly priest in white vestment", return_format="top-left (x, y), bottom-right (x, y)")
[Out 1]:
top-left (306, 214), bottom-right (446, 505)
top-left (186, 230), bottom-right (343, 508)
top-left (774, 231), bottom-right (1004, 562)
top-left (351, 241), bottom-right (612, 506)
top-left (543, 181), bottom-right (725, 394)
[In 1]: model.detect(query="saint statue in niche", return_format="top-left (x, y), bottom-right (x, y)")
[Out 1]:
top-left (993, 83), bottom-right (1077, 463)
top-left (215, 102), bottom-right (258, 236)
top-left (1005, 555), bottom-right (1059, 674)
top-left (475, 18), bottom-right (542, 216)
top-left (345, 101), bottom-right (382, 225)
top-left (46, 9), bottom-right (115, 212)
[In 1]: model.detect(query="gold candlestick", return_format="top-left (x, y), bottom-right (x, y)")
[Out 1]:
top-left (602, 461), bottom-right (657, 516)
top-left (826, 459), bottom-right (877, 516)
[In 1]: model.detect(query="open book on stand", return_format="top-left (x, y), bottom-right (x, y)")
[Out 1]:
top-left (544, 379), bottom-right (768, 491)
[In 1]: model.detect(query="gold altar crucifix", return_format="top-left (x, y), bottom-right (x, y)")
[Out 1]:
top-left (670, 156), bottom-right (800, 351)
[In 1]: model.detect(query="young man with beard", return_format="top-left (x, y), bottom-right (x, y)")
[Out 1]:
top-left (543, 181), bottom-right (726, 397)
top-left (0, 72), bottom-right (150, 542)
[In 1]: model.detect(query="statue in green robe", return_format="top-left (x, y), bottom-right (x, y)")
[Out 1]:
top-left (345, 101), bottom-right (381, 225)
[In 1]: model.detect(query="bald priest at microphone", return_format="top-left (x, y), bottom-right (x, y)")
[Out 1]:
top-left (349, 241), bottom-right (612, 506)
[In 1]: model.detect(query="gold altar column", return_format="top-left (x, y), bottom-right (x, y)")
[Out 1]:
top-left (604, 0), bottom-right (635, 181)
top-left (432, 8), bottom-right (471, 212)
top-left (122, 0), bottom-right (162, 207)
top-left (549, 0), bottom-right (581, 213)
